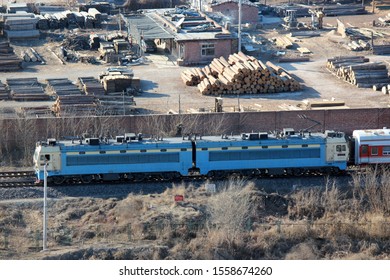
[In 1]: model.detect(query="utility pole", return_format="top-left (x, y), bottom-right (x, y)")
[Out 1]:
top-left (238, 0), bottom-right (242, 52)
top-left (42, 163), bottom-right (48, 251)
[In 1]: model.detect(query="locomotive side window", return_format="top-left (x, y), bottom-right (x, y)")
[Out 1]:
top-left (384, 146), bottom-right (390, 155)
top-left (371, 147), bottom-right (378, 156)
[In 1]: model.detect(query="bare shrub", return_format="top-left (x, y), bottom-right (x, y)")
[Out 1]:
top-left (288, 188), bottom-right (324, 220)
top-left (206, 178), bottom-right (254, 246)
top-left (285, 240), bottom-right (320, 260)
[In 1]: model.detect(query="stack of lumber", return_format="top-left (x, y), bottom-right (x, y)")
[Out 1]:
top-left (46, 78), bottom-right (82, 96)
top-left (326, 56), bottom-right (390, 88)
top-left (88, 8), bottom-right (102, 28)
top-left (78, 76), bottom-right (105, 96)
top-left (21, 48), bottom-right (44, 63)
top-left (6, 77), bottom-right (50, 101)
top-left (3, 16), bottom-right (40, 40)
top-left (20, 106), bottom-right (53, 118)
top-left (182, 52), bottom-right (301, 95)
top-left (0, 81), bottom-right (9, 100)
top-left (52, 95), bottom-right (96, 116)
top-left (0, 41), bottom-right (23, 71)
top-left (275, 36), bottom-right (293, 49)
top-left (322, 4), bottom-right (367, 16)
top-left (100, 67), bottom-right (138, 93)
top-left (96, 93), bottom-right (135, 115)
top-left (373, 45), bottom-right (390, 55)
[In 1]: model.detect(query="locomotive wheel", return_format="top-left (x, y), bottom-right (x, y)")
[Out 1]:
top-left (161, 172), bottom-right (174, 181)
top-left (81, 175), bottom-right (93, 184)
top-left (133, 173), bottom-right (146, 182)
top-left (52, 176), bottom-right (65, 185)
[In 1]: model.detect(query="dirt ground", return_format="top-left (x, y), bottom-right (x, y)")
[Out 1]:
top-left (1, 8), bottom-right (390, 115)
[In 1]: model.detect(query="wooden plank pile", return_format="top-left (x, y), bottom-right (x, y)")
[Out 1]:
top-left (96, 93), bottom-right (136, 115)
top-left (0, 81), bottom-right (9, 100)
top-left (52, 95), bottom-right (96, 117)
top-left (0, 41), bottom-right (23, 71)
top-left (6, 77), bottom-right (50, 101)
top-left (78, 76), bottom-right (105, 96)
top-left (100, 67), bottom-right (138, 93)
top-left (373, 45), bottom-right (390, 55)
top-left (46, 78), bottom-right (82, 96)
top-left (326, 56), bottom-right (390, 88)
top-left (3, 15), bottom-right (40, 40)
top-left (181, 52), bottom-right (301, 95)
top-left (20, 106), bottom-right (53, 117)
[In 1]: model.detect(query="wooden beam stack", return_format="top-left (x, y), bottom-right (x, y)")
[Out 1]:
top-left (0, 81), bottom-right (9, 100)
top-left (326, 56), bottom-right (390, 88)
top-left (6, 77), bottom-right (50, 101)
top-left (182, 52), bottom-right (301, 95)
top-left (52, 95), bottom-right (97, 117)
top-left (0, 41), bottom-right (23, 71)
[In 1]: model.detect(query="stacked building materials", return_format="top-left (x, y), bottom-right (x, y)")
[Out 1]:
top-left (0, 81), bottom-right (9, 100)
top-left (6, 3), bottom-right (30, 13)
top-left (326, 56), bottom-right (390, 89)
top-left (88, 8), bottom-right (102, 28)
top-left (182, 52), bottom-right (301, 95)
top-left (0, 41), bottom-right (23, 71)
top-left (373, 45), bottom-right (390, 55)
top-left (46, 78), bottom-right (83, 96)
top-left (6, 77), bottom-right (50, 101)
top-left (20, 106), bottom-right (53, 117)
top-left (100, 67), bottom-right (139, 93)
top-left (3, 15), bottom-right (40, 40)
top-left (96, 93), bottom-right (136, 115)
top-left (78, 76), bottom-right (106, 96)
top-left (52, 95), bottom-right (96, 116)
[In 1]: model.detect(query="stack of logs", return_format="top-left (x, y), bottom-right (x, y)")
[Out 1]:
top-left (181, 52), bottom-right (300, 95)
top-left (52, 95), bottom-right (96, 117)
top-left (0, 41), bottom-right (22, 71)
top-left (326, 56), bottom-right (390, 90)
top-left (6, 77), bottom-right (50, 101)
top-left (0, 81), bottom-right (9, 100)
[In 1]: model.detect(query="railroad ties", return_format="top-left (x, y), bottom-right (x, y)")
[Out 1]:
top-left (0, 170), bottom-right (36, 188)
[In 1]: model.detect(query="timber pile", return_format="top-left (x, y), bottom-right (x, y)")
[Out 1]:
top-left (0, 41), bottom-right (23, 71)
top-left (3, 16), bottom-right (40, 40)
top-left (78, 76), bottom-right (105, 96)
top-left (326, 56), bottom-right (390, 88)
top-left (46, 78), bottom-right (82, 96)
top-left (0, 81), bottom-right (9, 100)
top-left (96, 93), bottom-right (135, 115)
top-left (6, 77), bottom-right (50, 101)
top-left (52, 95), bottom-right (96, 117)
top-left (373, 45), bottom-right (390, 55)
top-left (182, 52), bottom-right (301, 95)
top-left (274, 36), bottom-right (293, 49)
top-left (20, 106), bottom-right (53, 118)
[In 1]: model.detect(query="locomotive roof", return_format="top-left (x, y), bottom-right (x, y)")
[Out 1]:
top-left (41, 131), bottom-right (330, 149)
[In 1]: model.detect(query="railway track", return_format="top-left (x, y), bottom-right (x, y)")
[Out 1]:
top-left (0, 171), bottom-right (36, 188)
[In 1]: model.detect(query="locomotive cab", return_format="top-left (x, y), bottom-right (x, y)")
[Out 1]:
top-left (325, 131), bottom-right (349, 163)
top-left (34, 139), bottom-right (62, 180)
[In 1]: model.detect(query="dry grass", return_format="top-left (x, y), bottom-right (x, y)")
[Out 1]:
top-left (2, 172), bottom-right (390, 259)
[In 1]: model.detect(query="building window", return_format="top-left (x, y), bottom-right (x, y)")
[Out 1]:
top-left (201, 43), bottom-right (215, 56)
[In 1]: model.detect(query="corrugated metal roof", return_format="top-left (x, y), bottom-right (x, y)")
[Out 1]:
top-left (125, 13), bottom-right (175, 39)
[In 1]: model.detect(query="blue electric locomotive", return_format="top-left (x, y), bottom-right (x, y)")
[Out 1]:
top-left (33, 129), bottom-right (349, 183)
